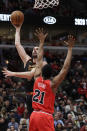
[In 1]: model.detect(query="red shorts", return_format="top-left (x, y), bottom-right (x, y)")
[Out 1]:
top-left (29, 111), bottom-right (55, 131)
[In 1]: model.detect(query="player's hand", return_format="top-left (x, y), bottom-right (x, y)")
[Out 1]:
top-left (34, 28), bottom-right (48, 43)
top-left (64, 35), bottom-right (75, 48)
top-left (14, 25), bottom-right (22, 31)
top-left (2, 68), bottom-right (14, 77)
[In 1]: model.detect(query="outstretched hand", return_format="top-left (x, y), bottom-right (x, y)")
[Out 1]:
top-left (2, 68), bottom-right (14, 78)
top-left (64, 35), bottom-right (75, 48)
top-left (34, 28), bottom-right (48, 43)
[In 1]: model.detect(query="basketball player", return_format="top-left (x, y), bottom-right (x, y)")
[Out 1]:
top-left (29, 34), bottom-right (75, 131)
top-left (2, 28), bottom-right (48, 117)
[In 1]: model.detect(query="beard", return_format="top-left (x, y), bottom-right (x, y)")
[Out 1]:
top-left (32, 54), bottom-right (37, 58)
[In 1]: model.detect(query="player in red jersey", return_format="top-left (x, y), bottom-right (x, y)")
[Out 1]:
top-left (29, 29), bottom-right (75, 131)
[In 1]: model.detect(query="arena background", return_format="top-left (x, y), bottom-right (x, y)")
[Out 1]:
top-left (0, 0), bottom-right (87, 131)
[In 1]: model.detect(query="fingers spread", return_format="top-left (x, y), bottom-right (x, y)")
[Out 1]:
top-left (68, 35), bottom-right (75, 40)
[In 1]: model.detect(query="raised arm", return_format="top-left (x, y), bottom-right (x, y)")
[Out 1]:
top-left (15, 26), bottom-right (31, 67)
top-left (52, 35), bottom-right (75, 88)
top-left (2, 68), bottom-right (35, 80)
top-left (34, 28), bottom-right (48, 79)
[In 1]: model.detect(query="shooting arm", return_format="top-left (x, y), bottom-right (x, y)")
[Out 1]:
top-left (15, 27), bottom-right (31, 67)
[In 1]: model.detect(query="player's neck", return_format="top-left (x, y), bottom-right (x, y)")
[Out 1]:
top-left (33, 58), bottom-right (37, 64)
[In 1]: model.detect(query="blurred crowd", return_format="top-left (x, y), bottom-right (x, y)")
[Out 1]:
top-left (0, 47), bottom-right (87, 130)
top-left (0, 0), bottom-right (33, 14)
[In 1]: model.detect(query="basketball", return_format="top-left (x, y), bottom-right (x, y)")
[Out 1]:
top-left (10, 10), bottom-right (24, 27)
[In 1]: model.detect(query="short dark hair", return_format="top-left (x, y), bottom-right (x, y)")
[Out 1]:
top-left (42, 64), bottom-right (52, 79)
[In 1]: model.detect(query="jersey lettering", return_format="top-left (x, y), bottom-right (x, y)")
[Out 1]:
top-left (38, 82), bottom-right (46, 89)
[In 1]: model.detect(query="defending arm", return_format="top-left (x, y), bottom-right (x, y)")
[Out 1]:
top-left (34, 28), bottom-right (48, 79)
top-left (52, 35), bottom-right (75, 88)
top-left (2, 68), bottom-right (35, 80)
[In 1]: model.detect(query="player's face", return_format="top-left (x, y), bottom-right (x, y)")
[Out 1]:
top-left (32, 46), bottom-right (39, 58)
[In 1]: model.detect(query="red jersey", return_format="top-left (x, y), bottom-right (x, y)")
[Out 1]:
top-left (32, 76), bottom-right (55, 114)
